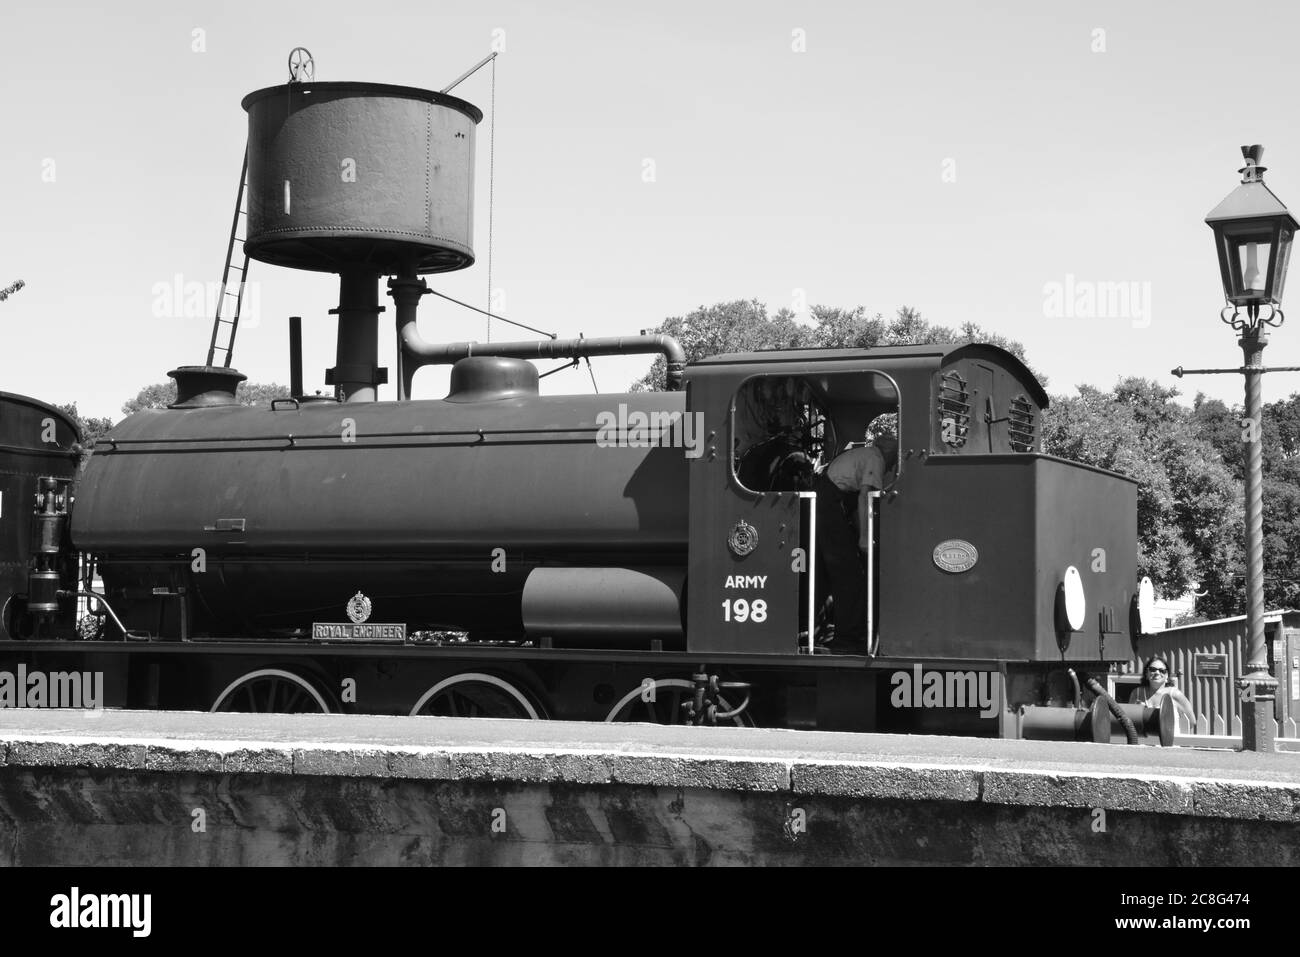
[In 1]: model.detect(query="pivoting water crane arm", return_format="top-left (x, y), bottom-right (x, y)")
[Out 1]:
top-left (390, 276), bottom-right (685, 396)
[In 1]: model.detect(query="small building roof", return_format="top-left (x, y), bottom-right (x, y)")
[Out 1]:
top-left (1156, 609), bottom-right (1300, 634)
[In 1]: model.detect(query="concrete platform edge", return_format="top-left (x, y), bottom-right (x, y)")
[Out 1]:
top-left (1, 734), bottom-right (1296, 823)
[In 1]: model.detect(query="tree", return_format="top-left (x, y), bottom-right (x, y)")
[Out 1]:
top-left (1192, 390), bottom-right (1300, 612)
top-left (121, 380), bottom-right (291, 415)
top-left (629, 299), bottom-right (813, 392)
top-left (0, 279), bottom-right (24, 303)
top-left (810, 306), bottom-right (1046, 384)
top-left (804, 304), bottom-right (884, 350)
top-left (1261, 456), bottom-right (1300, 612)
top-left (1189, 395), bottom-right (1242, 477)
top-left (630, 301), bottom-right (1044, 390)
top-left (54, 403), bottom-right (114, 448)
top-left (120, 383), bottom-right (177, 415)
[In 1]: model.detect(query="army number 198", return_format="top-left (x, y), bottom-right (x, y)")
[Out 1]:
top-left (722, 599), bottom-right (768, 623)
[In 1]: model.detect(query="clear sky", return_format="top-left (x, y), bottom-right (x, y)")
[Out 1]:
top-left (3, 0), bottom-right (1299, 419)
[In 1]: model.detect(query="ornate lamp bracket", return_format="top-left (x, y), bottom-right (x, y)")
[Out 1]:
top-left (1221, 302), bottom-right (1284, 334)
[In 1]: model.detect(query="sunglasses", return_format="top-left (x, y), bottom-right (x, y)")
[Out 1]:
top-left (1147, 667), bottom-right (1167, 674)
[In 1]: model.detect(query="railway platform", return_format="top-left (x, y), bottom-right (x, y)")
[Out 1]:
top-left (0, 709), bottom-right (1296, 865)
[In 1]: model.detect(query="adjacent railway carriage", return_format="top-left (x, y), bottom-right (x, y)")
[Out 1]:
top-left (0, 58), bottom-right (1151, 740)
top-left (0, 395), bottom-right (79, 643)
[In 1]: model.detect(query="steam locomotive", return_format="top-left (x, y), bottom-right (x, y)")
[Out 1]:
top-left (0, 62), bottom-right (1147, 739)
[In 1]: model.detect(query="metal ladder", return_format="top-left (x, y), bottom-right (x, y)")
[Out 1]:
top-left (206, 147), bottom-right (250, 368)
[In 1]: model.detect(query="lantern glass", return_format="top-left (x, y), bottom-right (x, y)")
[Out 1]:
top-left (1216, 221), bottom-right (1282, 304)
top-left (1275, 228), bottom-right (1294, 302)
top-left (1236, 238), bottom-right (1272, 295)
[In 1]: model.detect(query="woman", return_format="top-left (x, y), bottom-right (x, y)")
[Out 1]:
top-left (1129, 656), bottom-right (1195, 723)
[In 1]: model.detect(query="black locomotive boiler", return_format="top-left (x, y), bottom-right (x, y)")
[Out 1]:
top-left (0, 64), bottom-right (1147, 739)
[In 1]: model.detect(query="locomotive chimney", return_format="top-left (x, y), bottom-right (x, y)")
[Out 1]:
top-left (288, 315), bottom-right (303, 398)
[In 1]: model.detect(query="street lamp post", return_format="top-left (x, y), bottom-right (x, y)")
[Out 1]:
top-left (1201, 144), bottom-right (1299, 753)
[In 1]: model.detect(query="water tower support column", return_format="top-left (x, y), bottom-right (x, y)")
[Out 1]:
top-left (327, 269), bottom-right (388, 402)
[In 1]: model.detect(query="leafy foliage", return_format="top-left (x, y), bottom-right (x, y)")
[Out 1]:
top-left (629, 300), bottom-right (811, 392)
top-left (629, 302), bottom-right (1044, 390)
top-left (1192, 391), bottom-right (1300, 612)
top-left (808, 305), bottom-right (1041, 381)
top-left (54, 403), bottom-right (114, 448)
top-left (121, 380), bottom-right (290, 415)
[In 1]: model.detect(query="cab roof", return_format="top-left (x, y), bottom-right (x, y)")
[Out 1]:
top-left (690, 342), bottom-right (1048, 408)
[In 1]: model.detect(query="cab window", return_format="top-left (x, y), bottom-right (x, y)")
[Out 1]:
top-left (732, 376), bottom-right (831, 493)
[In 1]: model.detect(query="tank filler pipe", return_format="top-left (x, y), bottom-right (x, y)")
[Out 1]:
top-left (389, 275), bottom-right (686, 398)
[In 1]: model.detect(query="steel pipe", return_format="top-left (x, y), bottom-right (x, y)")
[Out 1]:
top-left (390, 275), bottom-right (686, 396)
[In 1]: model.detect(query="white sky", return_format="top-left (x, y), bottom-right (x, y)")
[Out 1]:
top-left (3, 0), bottom-right (1298, 419)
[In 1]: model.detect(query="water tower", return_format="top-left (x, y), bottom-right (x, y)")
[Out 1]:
top-left (243, 63), bottom-right (481, 402)
top-left (173, 50), bottom-right (682, 407)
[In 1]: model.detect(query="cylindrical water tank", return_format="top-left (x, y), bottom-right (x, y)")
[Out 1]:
top-left (241, 82), bottom-right (482, 274)
top-left (71, 391), bottom-right (690, 636)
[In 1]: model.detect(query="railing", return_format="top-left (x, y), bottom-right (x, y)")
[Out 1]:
top-left (1170, 706), bottom-right (1300, 752)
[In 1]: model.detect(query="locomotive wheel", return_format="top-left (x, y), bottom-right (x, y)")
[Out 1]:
top-left (2, 596), bottom-right (35, 640)
top-left (409, 672), bottom-right (544, 719)
top-left (604, 678), bottom-right (751, 726)
top-left (210, 668), bottom-right (332, 714)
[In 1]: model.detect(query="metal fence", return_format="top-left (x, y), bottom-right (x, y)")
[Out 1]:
top-left (1128, 610), bottom-right (1300, 742)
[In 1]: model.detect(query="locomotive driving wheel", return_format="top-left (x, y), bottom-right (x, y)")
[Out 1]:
top-left (409, 672), bottom-right (544, 719)
top-left (604, 678), bottom-right (752, 726)
top-left (210, 668), bottom-right (332, 713)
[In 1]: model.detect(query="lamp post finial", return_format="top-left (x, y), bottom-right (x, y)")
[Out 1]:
top-left (1240, 145), bottom-right (1267, 183)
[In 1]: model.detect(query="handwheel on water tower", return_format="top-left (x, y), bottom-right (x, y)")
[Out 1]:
top-left (287, 47), bottom-right (314, 83)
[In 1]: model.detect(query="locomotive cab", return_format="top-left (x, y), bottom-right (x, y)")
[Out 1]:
top-left (684, 343), bottom-right (1139, 668)
top-left (685, 355), bottom-right (901, 657)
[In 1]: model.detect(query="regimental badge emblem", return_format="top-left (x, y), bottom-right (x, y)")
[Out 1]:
top-left (727, 520), bottom-right (759, 557)
top-left (346, 591), bottom-right (373, 624)
top-left (313, 591), bottom-right (404, 642)
top-left (933, 540), bottom-right (978, 573)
